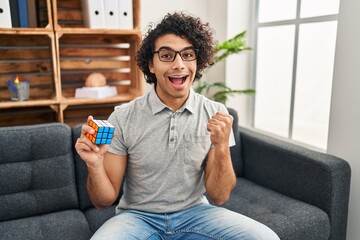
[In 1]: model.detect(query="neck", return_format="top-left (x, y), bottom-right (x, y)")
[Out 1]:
top-left (154, 87), bottom-right (189, 112)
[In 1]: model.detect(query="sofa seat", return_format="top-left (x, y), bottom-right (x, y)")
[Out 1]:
top-left (0, 210), bottom-right (92, 240)
top-left (223, 178), bottom-right (330, 240)
top-left (83, 205), bottom-right (117, 233)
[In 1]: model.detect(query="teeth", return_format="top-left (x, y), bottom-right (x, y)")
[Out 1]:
top-left (169, 75), bottom-right (187, 78)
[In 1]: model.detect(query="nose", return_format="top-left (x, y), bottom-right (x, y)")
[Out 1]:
top-left (172, 53), bottom-right (185, 69)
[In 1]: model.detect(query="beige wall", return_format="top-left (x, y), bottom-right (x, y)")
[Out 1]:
top-left (327, 0), bottom-right (360, 239)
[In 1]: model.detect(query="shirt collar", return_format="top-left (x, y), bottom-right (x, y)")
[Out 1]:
top-left (149, 86), bottom-right (196, 115)
top-left (149, 87), bottom-right (167, 115)
top-left (182, 88), bottom-right (195, 114)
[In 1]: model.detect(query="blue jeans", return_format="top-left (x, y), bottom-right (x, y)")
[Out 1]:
top-left (91, 203), bottom-right (279, 240)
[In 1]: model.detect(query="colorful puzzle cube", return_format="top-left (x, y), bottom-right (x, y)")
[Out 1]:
top-left (86, 120), bottom-right (115, 145)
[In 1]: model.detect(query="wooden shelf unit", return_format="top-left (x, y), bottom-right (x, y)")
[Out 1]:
top-left (0, 0), bottom-right (143, 127)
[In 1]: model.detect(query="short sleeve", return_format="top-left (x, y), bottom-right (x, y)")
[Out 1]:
top-left (107, 109), bottom-right (128, 155)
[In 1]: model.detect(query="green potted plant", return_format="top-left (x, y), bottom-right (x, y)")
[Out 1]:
top-left (194, 31), bottom-right (254, 104)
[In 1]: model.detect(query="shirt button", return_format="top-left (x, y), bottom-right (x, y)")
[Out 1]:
top-left (170, 138), bottom-right (175, 142)
top-left (171, 126), bottom-right (175, 130)
top-left (172, 114), bottom-right (176, 118)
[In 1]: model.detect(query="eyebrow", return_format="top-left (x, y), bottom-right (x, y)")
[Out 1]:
top-left (157, 46), bottom-right (195, 51)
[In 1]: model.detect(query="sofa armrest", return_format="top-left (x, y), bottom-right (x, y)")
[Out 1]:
top-left (239, 127), bottom-right (351, 240)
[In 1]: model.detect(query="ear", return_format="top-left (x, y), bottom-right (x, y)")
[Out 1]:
top-left (149, 61), bottom-right (155, 74)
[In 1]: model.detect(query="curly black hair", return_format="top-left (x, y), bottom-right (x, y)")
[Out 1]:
top-left (136, 12), bottom-right (216, 85)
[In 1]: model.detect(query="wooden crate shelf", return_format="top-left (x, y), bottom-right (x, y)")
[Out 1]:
top-left (0, 106), bottom-right (58, 127)
top-left (0, 0), bottom-right (142, 127)
top-left (61, 93), bottom-right (137, 105)
top-left (0, 33), bottom-right (58, 105)
top-left (63, 103), bottom-right (119, 127)
top-left (0, 99), bottom-right (58, 109)
top-left (56, 32), bottom-right (142, 103)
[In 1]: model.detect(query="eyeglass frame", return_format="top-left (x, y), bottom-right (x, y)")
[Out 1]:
top-left (153, 47), bottom-right (199, 62)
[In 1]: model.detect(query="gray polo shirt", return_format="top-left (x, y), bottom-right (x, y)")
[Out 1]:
top-left (108, 87), bottom-right (235, 213)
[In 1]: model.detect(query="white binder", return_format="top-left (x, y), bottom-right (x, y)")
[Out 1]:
top-left (0, 0), bottom-right (12, 28)
top-left (118, 0), bottom-right (133, 29)
top-left (81, 0), bottom-right (105, 29)
top-left (104, 0), bottom-right (119, 29)
top-left (75, 86), bottom-right (118, 99)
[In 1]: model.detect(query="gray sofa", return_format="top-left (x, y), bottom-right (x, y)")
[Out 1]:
top-left (0, 109), bottom-right (351, 240)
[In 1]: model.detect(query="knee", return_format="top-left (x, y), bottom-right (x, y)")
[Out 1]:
top-left (243, 226), bottom-right (280, 240)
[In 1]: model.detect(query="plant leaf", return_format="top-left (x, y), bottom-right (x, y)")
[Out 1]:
top-left (214, 30), bottom-right (251, 63)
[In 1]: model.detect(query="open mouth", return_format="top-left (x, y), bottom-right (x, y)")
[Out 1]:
top-left (168, 75), bottom-right (188, 85)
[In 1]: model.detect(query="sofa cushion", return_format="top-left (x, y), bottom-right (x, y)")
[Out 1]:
top-left (222, 178), bottom-right (330, 240)
top-left (0, 210), bottom-right (92, 240)
top-left (227, 107), bottom-right (243, 177)
top-left (72, 124), bottom-right (94, 210)
top-left (84, 205), bottom-right (117, 232)
top-left (0, 123), bottom-right (78, 221)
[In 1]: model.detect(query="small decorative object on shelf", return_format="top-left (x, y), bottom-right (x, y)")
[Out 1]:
top-left (75, 72), bottom-right (118, 99)
top-left (6, 75), bottom-right (30, 101)
top-left (86, 119), bottom-right (115, 144)
top-left (85, 72), bottom-right (107, 87)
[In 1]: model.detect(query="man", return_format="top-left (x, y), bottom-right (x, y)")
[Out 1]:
top-left (75, 12), bottom-right (279, 240)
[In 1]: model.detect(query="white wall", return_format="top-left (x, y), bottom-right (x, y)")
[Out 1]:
top-left (327, 0), bottom-right (360, 239)
top-left (225, 0), bottom-right (252, 126)
top-left (202, 0), bottom-right (228, 87)
top-left (141, 0), bottom-right (208, 32)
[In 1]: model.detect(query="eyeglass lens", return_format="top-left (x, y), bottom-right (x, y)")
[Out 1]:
top-left (157, 49), bottom-right (197, 62)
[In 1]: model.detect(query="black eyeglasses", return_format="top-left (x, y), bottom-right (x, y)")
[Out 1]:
top-left (153, 48), bottom-right (198, 62)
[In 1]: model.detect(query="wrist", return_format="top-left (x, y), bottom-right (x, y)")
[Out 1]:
top-left (213, 143), bottom-right (230, 151)
top-left (85, 155), bottom-right (105, 173)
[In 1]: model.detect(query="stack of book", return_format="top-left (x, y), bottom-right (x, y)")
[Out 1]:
top-left (0, 0), bottom-right (39, 28)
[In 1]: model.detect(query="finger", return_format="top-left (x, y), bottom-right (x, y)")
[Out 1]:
top-left (77, 135), bottom-right (100, 152)
top-left (207, 121), bottom-right (223, 133)
top-left (215, 111), bottom-right (228, 116)
top-left (208, 117), bottom-right (226, 128)
top-left (79, 116), bottom-right (94, 137)
top-left (80, 124), bottom-right (95, 137)
top-left (97, 144), bottom-right (110, 155)
top-left (211, 116), bottom-right (233, 129)
top-left (76, 140), bottom-right (93, 153)
top-left (87, 115), bottom-right (94, 123)
top-left (212, 112), bottom-right (233, 122)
